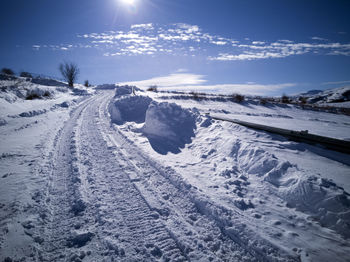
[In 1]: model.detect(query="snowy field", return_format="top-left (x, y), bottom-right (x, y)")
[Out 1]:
top-left (0, 79), bottom-right (349, 261)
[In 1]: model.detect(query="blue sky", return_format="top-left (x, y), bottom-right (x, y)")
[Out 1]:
top-left (1, 0), bottom-right (350, 95)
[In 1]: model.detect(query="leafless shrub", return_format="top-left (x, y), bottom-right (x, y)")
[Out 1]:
top-left (231, 94), bottom-right (245, 103)
top-left (189, 91), bottom-right (207, 100)
top-left (281, 94), bottom-right (290, 103)
top-left (260, 98), bottom-right (268, 105)
top-left (59, 62), bottom-right (79, 88)
top-left (147, 85), bottom-right (158, 92)
top-left (298, 96), bottom-right (307, 104)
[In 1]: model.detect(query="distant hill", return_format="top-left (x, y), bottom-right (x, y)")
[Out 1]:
top-left (297, 86), bottom-right (350, 105)
top-left (300, 89), bottom-right (323, 96)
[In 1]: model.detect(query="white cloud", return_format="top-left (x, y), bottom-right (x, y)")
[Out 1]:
top-left (34, 23), bottom-right (350, 61)
top-left (176, 68), bottom-right (188, 73)
top-left (120, 73), bottom-right (295, 95)
top-left (328, 50), bottom-right (350, 56)
top-left (211, 41), bottom-right (227, 45)
top-left (252, 41), bottom-right (265, 45)
top-left (311, 36), bottom-right (328, 41)
top-left (322, 80), bottom-right (350, 85)
top-left (120, 73), bottom-right (206, 88)
top-left (209, 51), bottom-right (292, 61)
top-left (131, 23), bottom-right (153, 30)
top-left (158, 83), bottom-right (295, 95)
top-left (75, 23), bottom-right (240, 57)
top-left (277, 39), bottom-right (294, 43)
top-left (209, 41), bottom-right (350, 61)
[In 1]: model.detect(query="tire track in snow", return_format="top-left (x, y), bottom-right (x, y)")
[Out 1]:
top-left (38, 96), bottom-right (95, 261)
top-left (76, 92), bottom-right (189, 261)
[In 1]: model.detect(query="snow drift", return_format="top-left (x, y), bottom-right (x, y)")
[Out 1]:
top-left (230, 139), bottom-right (350, 239)
top-left (109, 95), bottom-right (152, 124)
top-left (143, 102), bottom-right (197, 154)
top-left (114, 85), bottom-right (133, 97)
top-left (109, 93), bottom-right (197, 154)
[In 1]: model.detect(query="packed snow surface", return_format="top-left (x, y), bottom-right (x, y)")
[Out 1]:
top-left (1, 82), bottom-right (349, 262)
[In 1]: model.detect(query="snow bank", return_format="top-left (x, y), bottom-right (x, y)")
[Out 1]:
top-left (96, 84), bottom-right (116, 90)
top-left (112, 85), bottom-right (141, 97)
top-left (114, 86), bottom-right (133, 97)
top-left (19, 109), bottom-right (47, 117)
top-left (108, 94), bottom-right (197, 154)
top-left (31, 77), bottom-right (67, 87)
top-left (109, 96), bottom-right (152, 125)
top-left (0, 78), bottom-right (66, 102)
top-left (0, 118), bottom-right (7, 126)
top-left (281, 175), bottom-right (350, 239)
top-left (143, 102), bottom-right (197, 154)
top-left (230, 139), bottom-right (350, 238)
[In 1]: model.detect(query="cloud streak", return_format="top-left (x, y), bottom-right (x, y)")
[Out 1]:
top-left (121, 73), bottom-right (295, 95)
top-left (120, 73), bottom-right (207, 88)
top-left (209, 42), bottom-right (350, 61)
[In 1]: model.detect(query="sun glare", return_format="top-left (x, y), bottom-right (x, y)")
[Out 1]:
top-left (121, 0), bottom-right (135, 5)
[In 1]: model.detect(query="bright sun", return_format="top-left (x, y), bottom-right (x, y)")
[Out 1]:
top-left (121, 0), bottom-right (135, 5)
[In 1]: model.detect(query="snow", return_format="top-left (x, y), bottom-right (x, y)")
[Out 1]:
top-left (1, 79), bottom-right (349, 261)
top-left (143, 101), bottom-right (197, 154)
top-left (109, 95), bottom-right (152, 124)
top-left (113, 90), bottom-right (350, 261)
top-left (301, 85), bottom-right (350, 104)
top-left (152, 95), bottom-right (350, 140)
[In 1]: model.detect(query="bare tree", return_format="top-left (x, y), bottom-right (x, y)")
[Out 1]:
top-left (59, 62), bottom-right (79, 88)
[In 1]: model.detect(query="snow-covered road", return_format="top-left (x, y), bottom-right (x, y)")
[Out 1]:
top-left (27, 91), bottom-right (296, 261)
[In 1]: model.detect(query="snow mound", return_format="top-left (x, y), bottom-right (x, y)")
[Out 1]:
top-left (0, 78), bottom-right (66, 102)
top-left (115, 85), bottom-right (133, 97)
top-left (143, 102), bottom-right (197, 154)
top-left (282, 175), bottom-right (350, 239)
top-left (31, 77), bottom-right (67, 87)
top-left (113, 85), bottom-right (141, 97)
top-left (59, 101), bottom-right (71, 108)
top-left (0, 118), bottom-right (7, 126)
top-left (109, 96), bottom-right (152, 125)
top-left (230, 140), bottom-right (350, 238)
top-left (200, 115), bottom-right (213, 127)
top-left (19, 109), bottom-right (47, 117)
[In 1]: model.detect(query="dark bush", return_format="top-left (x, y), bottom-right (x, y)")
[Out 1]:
top-left (298, 96), bottom-right (307, 104)
top-left (281, 94), bottom-right (290, 103)
top-left (20, 71), bottom-right (33, 78)
top-left (43, 91), bottom-right (51, 97)
top-left (189, 91), bottom-right (207, 101)
top-left (1, 68), bottom-right (15, 75)
top-left (231, 94), bottom-right (245, 103)
top-left (147, 85), bottom-right (158, 92)
top-left (260, 98), bottom-right (268, 105)
top-left (26, 93), bottom-right (41, 100)
top-left (84, 80), bottom-right (89, 87)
